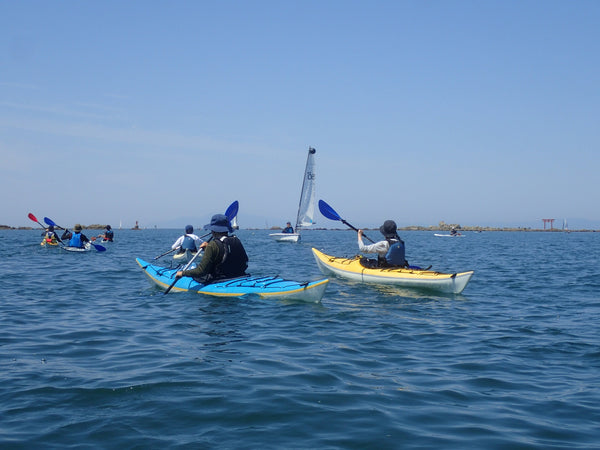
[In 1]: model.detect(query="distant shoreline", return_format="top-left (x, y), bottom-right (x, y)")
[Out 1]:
top-left (3, 225), bottom-right (597, 232)
top-left (265, 226), bottom-right (598, 233)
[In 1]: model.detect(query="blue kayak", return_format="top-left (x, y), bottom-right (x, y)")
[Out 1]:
top-left (136, 258), bottom-right (329, 303)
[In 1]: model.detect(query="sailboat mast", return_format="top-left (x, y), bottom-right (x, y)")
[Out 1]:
top-left (295, 146), bottom-right (316, 231)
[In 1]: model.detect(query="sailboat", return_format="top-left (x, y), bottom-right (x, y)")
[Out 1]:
top-left (270, 147), bottom-right (317, 242)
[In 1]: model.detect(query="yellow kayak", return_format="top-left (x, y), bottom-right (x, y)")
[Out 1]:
top-left (312, 248), bottom-right (474, 294)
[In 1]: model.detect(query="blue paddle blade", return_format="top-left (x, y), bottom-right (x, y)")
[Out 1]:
top-left (44, 217), bottom-right (57, 227)
top-left (318, 200), bottom-right (341, 221)
top-left (225, 200), bottom-right (239, 221)
top-left (92, 243), bottom-right (106, 252)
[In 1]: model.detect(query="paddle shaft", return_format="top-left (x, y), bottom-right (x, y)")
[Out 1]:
top-left (164, 243), bottom-right (205, 294)
top-left (28, 213), bottom-right (46, 229)
top-left (341, 219), bottom-right (375, 244)
top-left (318, 200), bottom-right (375, 243)
top-left (154, 247), bottom-right (178, 260)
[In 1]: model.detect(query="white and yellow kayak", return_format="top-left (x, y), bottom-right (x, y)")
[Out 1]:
top-left (173, 249), bottom-right (200, 264)
top-left (40, 240), bottom-right (59, 247)
top-left (312, 248), bottom-right (474, 294)
top-left (269, 232), bottom-right (300, 243)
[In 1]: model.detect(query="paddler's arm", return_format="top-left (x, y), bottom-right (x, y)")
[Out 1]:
top-left (358, 230), bottom-right (388, 254)
top-left (176, 241), bottom-right (213, 278)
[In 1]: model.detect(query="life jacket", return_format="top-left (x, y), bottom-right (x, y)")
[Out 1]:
top-left (213, 235), bottom-right (248, 280)
top-left (181, 235), bottom-right (198, 251)
top-left (45, 231), bottom-right (57, 244)
top-left (380, 237), bottom-right (407, 267)
top-left (105, 230), bottom-right (114, 241)
top-left (69, 232), bottom-right (83, 248)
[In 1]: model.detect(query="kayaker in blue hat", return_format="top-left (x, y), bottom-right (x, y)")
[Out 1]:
top-left (358, 219), bottom-right (408, 268)
top-left (171, 224), bottom-right (203, 255)
top-left (176, 214), bottom-right (248, 284)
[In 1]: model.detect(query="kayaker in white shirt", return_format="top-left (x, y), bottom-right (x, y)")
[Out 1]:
top-left (358, 220), bottom-right (408, 268)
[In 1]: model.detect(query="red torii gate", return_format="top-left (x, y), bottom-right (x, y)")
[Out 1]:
top-left (542, 219), bottom-right (555, 230)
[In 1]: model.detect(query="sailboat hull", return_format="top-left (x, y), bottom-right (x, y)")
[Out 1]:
top-left (269, 233), bottom-right (300, 243)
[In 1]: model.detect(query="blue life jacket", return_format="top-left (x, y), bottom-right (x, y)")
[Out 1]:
top-left (181, 235), bottom-right (198, 251)
top-left (384, 238), bottom-right (407, 267)
top-left (69, 232), bottom-right (82, 248)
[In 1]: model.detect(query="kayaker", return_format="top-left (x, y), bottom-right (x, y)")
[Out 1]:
top-left (69, 224), bottom-right (90, 248)
top-left (171, 225), bottom-right (203, 255)
top-left (282, 222), bottom-right (294, 233)
top-left (100, 225), bottom-right (114, 242)
top-left (42, 225), bottom-right (63, 245)
top-left (175, 214), bottom-right (248, 284)
top-left (358, 220), bottom-right (408, 268)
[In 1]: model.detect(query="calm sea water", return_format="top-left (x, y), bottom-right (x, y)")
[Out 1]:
top-left (1, 228), bottom-right (599, 449)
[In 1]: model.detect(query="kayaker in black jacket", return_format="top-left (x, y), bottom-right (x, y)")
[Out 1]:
top-left (176, 214), bottom-right (248, 284)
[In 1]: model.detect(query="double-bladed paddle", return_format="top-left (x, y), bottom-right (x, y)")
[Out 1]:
top-left (318, 199), bottom-right (375, 243)
top-left (44, 217), bottom-right (106, 252)
top-left (28, 213), bottom-right (46, 229)
top-left (164, 200), bottom-right (240, 295)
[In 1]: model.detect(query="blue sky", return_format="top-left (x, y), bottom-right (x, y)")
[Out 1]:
top-left (2, 1), bottom-right (599, 230)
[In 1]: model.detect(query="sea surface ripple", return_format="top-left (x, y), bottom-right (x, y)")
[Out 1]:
top-left (1, 229), bottom-right (599, 449)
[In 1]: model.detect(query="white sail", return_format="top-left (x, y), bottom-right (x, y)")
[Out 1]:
top-left (231, 215), bottom-right (239, 230)
top-left (295, 147), bottom-right (317, 230)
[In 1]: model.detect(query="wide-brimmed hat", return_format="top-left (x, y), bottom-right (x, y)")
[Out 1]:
top-left (74, 224), bottom-right (83, 232)
top-left (379, 220), bottom-right (397, 238)
top-left (185, 225), bottom-right (193, 234)
top-left (203, 214), bottom-right (232, 233)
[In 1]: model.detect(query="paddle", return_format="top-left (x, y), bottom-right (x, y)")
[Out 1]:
top-left (164, 200), bottom-right (239, 295)
top-left (44, 217), bottom-right (106, 252)
top-left (153, 247), bottom-right (178, 260)
top-left (318, 200), bottom-right (375, 243)
top-left (28, 213), bottom-right (46, 229)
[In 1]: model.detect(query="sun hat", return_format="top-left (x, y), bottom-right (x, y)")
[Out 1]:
top-left (74, 224), bottom-right (83, 232)
top-left (379, 220), bottom-right (397, 238)
top-left (185, 225), bottom-right (194, 234)
top-left (203, 214), bottom-right (232, 233)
